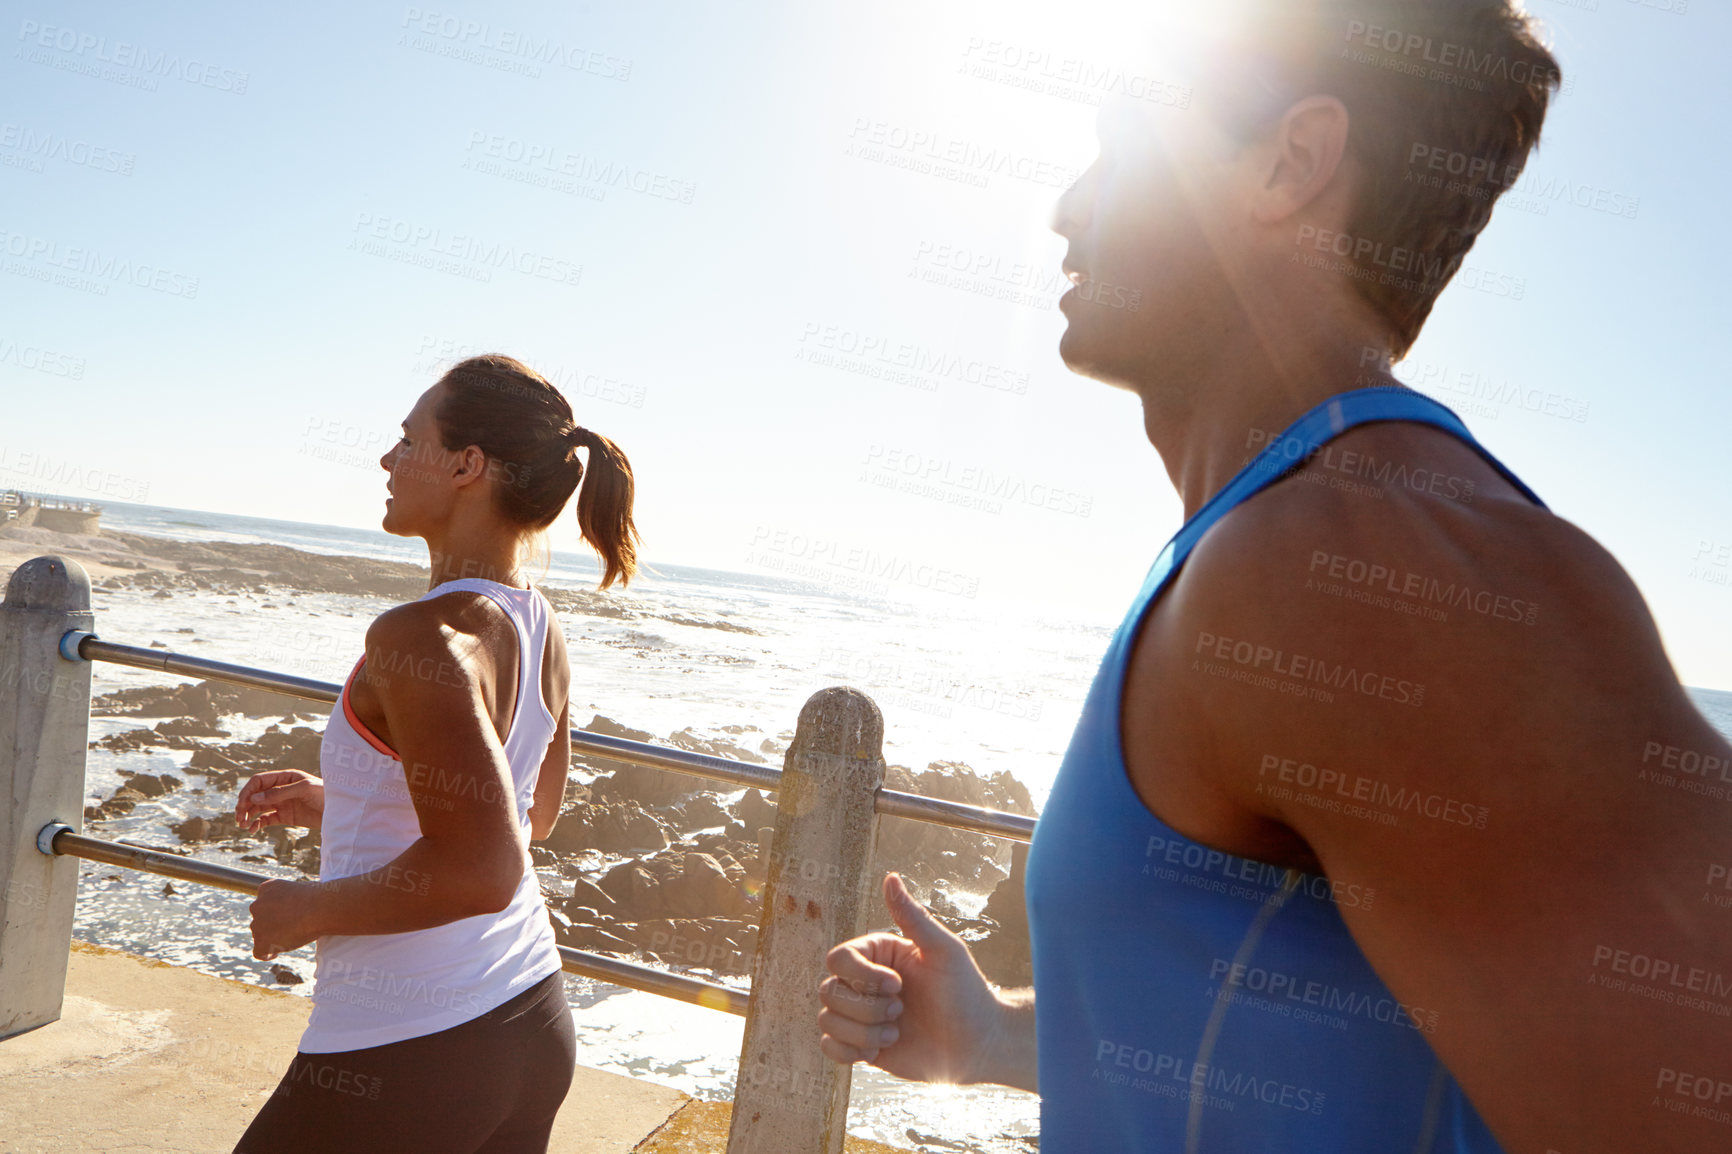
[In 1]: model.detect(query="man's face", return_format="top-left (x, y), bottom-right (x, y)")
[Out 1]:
top-left (1051, 67), bottom-right (1263, 393)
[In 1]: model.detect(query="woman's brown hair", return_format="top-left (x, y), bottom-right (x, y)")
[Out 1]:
top-left (432, 354), bottom-right (640, 589)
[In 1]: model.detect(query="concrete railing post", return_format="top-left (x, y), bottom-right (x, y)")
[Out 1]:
top-left (0, 556), bottom-right (94, 1041)
top-left (726, 686), bottom-right (885, 1154)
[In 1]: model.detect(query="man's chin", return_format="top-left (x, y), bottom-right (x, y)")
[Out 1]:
top-left (1057, 328), bottom-right (1133, 390)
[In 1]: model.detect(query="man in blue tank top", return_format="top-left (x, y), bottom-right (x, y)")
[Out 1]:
top-left (819, 3), bottom-right (1732, 1152)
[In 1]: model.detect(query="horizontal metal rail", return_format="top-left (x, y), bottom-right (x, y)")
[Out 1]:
top-left (79, 636), bottom-right (341, 705)
top-left (875, 789), bottom-right (1035, 842)
top-left (568, 729), bottom-right (780, 793)
top-left (39, 824), bottom-right (750, 1017)
top-left (73, 633), bottom-right (1037, 843)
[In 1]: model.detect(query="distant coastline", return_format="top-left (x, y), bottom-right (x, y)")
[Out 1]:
top-left (1, 487), bottom-right (102, 534)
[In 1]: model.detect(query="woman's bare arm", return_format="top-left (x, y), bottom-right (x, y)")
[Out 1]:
top-left (529, 697), bottom-right (571, 842)
top-left (248, 602), bottom-right (528, 957)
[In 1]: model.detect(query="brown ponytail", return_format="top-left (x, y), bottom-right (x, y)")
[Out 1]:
top-left (568, 426), bottom-right (639, 590)
top-left (432, 354), bottom-right (641, 590)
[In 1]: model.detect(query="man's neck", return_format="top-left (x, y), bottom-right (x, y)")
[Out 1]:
top-left (1139, 321), bottom-right (1397, 521)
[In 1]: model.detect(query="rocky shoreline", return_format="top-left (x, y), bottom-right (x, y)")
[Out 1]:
top-left (5, 523), bottom-right (1035, 988)
top-left (85, 675), bottom-right (1036, 988)
top-left (0, 522), bottom-right (757, 634)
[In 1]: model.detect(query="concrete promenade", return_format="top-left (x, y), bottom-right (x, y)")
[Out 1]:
top-left (0, 944), bottom-right (907, 1154)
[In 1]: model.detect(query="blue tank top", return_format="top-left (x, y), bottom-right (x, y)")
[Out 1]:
top-left (1024, 387), bottom-right (1546, 1153)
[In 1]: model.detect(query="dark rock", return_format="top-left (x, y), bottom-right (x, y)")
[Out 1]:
top-left (95, 728), bottom-right (165, 753)
top-left (972, 842), bottom-right (1031, 988)
top-left (156, 716), bottom-right (229, 739)
top-left (267, 825), bottom-right (319, 865)
top-left (581, 715), bottom-right (655, 744)
top-left (97, 725), bottom-right (203, 752)
top-left (674, 792), bottom-right (731, 830)
top-left (666, 728), bottom-right (766, 765)
top-left (121, 772), bottom-right (181, 798)
top-left (578, 713), bottom-right (665, 776)
top-left (742, 840), bottom-right (769, 887)
top-left (590, 763), bottom-right (702, 808)
top-left (92, 678), bottom-right (303, 724)
top-left (95, 786), bottom-right (147, 818)
top-left (869, 761), bottom-right (1034, 898)
top-left (733, 789), bottom-right (777, 831)
top-left (189, 747), bottom-right (247, 774)
top-left (662, 853), bottom-right (747, 918)
top-left (554, 920), bottom-right (639, 955)
top-left (612, 917), bottom-right (757, 974)
top-left (91, 531), bottom-right (427, 601)
top-left (250, 726), bottom-right (324, 774)
top-left (173, 813), bottom-right (246, 844)
top-left (595, 849), bottom-right (751, 921)
top-left (598, 861), bottom-right (658, 911)
top-left (542, 799), bottom-right (672, 855)
top-left (563, 877), bottom-right (617, 917)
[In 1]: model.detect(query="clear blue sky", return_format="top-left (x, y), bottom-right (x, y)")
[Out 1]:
top-left (3, 0), bottom-right (1728, 688)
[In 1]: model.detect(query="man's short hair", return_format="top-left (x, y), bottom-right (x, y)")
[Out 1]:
top-left (1234, 0), bottom-right (1560, 358)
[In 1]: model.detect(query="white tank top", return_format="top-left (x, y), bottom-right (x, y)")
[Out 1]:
top-left (298, 578), bottom-right (564, 1053)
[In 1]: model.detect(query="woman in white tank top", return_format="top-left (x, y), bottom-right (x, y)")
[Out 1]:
top-left (228, 355), bottom-right (641, 1154)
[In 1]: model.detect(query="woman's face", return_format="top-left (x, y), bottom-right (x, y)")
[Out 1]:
top-left (378, 384), bottom-right (465, 537)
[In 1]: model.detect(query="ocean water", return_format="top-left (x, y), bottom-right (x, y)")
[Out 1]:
top-left (93, 499), bottom-right (1108, 807)
top-left (75, 499), bottom-right (1095, 1153)
top-left (40, 499), bottom-right (1732, 1154)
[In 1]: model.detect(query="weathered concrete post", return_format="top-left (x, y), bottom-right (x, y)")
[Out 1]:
top-left (0, 556), bottom-right (94, 1041)
top-left (726, 686), bottom-right (885, 1154)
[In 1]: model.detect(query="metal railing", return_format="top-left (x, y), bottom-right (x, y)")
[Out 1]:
top-left (2, 556), bottom-right (1039, 1153)
top-left (33, 821), bottom-right (751, 1017)
top-left (70, 632), bottom-right (1038, 844)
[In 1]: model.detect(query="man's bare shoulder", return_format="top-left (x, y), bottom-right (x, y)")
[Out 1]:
top-left (1153, 424), bottom-right (1714, 839)
top-left (1186, 424), bottom-right (1676, 707)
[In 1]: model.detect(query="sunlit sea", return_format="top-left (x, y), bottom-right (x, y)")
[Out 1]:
top-left (50, 500), bottom-right (1732, 1154)
top-left (71, 500), bottom-right (1115, 1154)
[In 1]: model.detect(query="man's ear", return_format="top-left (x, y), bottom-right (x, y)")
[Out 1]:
top-left (1249, 95), bottom-right (1352, 225)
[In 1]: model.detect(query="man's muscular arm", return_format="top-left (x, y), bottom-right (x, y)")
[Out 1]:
top-left (1145, 466), bottom-right (1732, 1154)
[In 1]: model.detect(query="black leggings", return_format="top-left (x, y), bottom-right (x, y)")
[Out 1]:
top-left (235, 970), bottom-right (577, 1154)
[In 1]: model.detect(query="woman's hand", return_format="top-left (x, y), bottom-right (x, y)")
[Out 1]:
top-left (236, 770), bottom-right (325, 833)
top-left (248, 878), bottom-right (322, 960)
